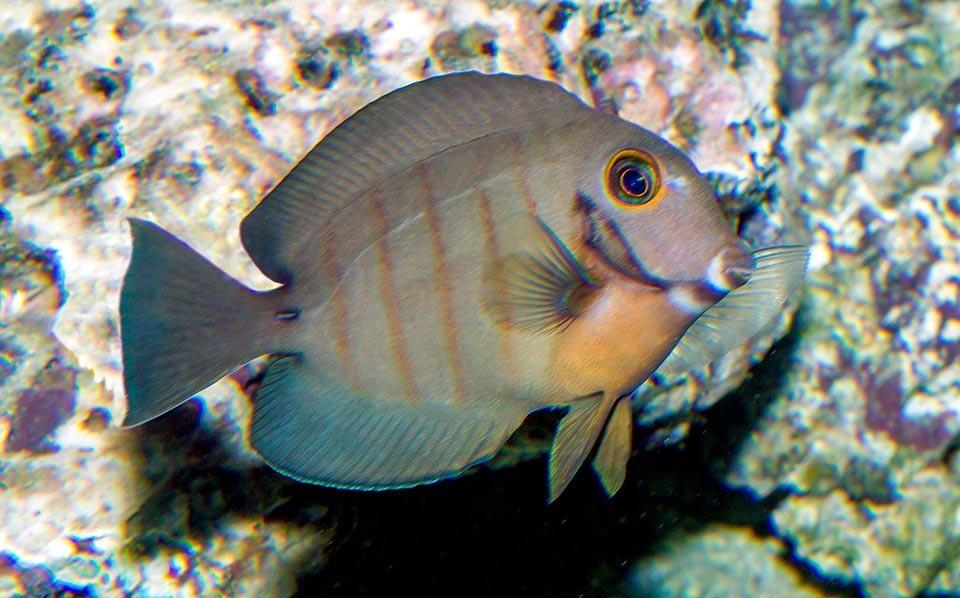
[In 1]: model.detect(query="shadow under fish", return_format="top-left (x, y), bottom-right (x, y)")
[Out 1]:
top-left (119, 72), bottom-right (807, 502)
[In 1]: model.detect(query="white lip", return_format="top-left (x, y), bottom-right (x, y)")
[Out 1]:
top-left (705, 252), bottom-right (732, 292)
top-left (666, 285), bottom-right (713, 316)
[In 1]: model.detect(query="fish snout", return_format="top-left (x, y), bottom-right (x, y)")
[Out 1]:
top-left (665, 244), bottom-right (754, 317)
top-left (706, 244), bottom-right (754, 293)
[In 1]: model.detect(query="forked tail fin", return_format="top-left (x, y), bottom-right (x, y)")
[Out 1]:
top-left (119, 218), bottom-right (277, 427)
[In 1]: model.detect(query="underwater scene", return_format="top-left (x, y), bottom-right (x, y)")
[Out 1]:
top-left (2, 0), bottom-right (959, 596)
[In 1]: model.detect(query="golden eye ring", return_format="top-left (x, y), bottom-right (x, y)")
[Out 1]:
top-left (605, 149), bottom-right (661, 207)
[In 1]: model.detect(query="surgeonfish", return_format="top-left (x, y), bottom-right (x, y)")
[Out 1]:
top-left (120, 72), bottom-right (806, 502)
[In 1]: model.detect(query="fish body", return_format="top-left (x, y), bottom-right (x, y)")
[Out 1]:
top-left (121, 72), bottom-right (806, 501)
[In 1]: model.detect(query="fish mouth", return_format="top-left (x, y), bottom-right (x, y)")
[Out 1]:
top-left (666, 247), bottom-right (755, 316)
top-left (705, 245), bottom-right (754, 292)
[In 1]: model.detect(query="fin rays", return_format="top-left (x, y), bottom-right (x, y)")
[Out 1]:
top-left (250, 356), bottom-right (530, 490)
top-left (548, 392), bottom-right (614, 502)
top-left (120, 219), bottom-right (272, 427)
top-left (483, 214), bottom-right (596, 334)
top-left (591, 396), bottom-right (632, 497)
top-left (655, 245), bottom-right (808, 378)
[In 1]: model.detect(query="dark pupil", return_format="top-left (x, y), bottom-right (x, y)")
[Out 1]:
top-left (620, 166), bottom-right (650, 198)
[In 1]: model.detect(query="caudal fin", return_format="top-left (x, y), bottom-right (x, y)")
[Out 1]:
top-left (119, 218), bottom-right (275, 427)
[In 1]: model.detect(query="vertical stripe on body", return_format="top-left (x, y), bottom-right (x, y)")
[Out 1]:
top-left (369, 192), bottom-right (421, 403)
top-left (320, 237), bottom-right (364, 392)
top-left (419, 164), bottom-right (469, 404)
top-left (512, 135), bottom-right (537, 215)
top-left (475, 186), bottom-right (518, 383)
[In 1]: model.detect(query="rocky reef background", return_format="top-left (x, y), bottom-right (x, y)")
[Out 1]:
top-left (2, 0), bottom-right (959, 597)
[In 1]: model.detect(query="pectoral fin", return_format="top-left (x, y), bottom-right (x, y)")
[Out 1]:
top-left (655, 245), bottom-right (808, 378)
top-left (548, 391), bottom-right (617, 502)
top-left (482, 213), bottom-right (597, 334)
top-left (591, 395), bottom-right (633, 497)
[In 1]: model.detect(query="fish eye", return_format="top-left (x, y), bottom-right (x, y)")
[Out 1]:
top-left (605, 149), bottom-right (661, 207)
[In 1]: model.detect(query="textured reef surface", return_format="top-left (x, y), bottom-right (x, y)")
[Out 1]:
top-left (2, 0), bottom-right (958, 597)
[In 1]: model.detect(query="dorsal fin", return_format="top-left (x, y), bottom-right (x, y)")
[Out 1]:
top-left (240, 72), bottom-right (591, 283)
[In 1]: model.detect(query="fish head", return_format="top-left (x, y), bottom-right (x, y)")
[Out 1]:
top-left (572, 118), bottom-right (754, 317)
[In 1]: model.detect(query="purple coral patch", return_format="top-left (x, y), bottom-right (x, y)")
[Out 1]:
top-left (4, 358), bottom-right (78, 453)
top-left (863, 368), bottom-right (952, 453)
top-left (0, 551), bottom-right (93, 597)
top-left (936, 294), bottom-right (960, 364)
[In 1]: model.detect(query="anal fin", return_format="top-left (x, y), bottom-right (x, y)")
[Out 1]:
top-left (250, 356), bottom-right (530, 489)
